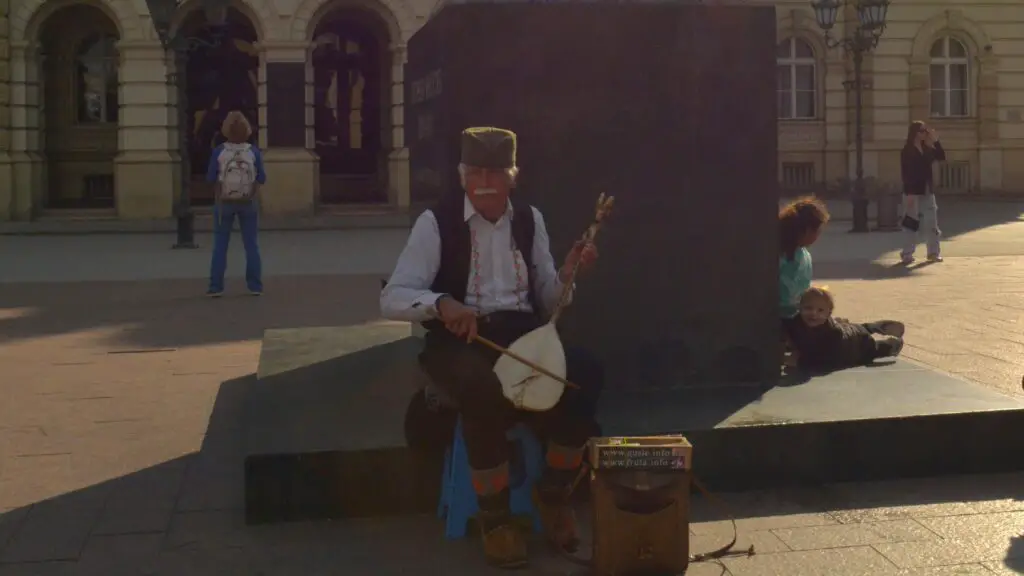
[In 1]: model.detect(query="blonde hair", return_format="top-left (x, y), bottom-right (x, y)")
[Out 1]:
top-left (800, 285), bottom-right (835, 311)
top-left (221, 111), bottom-right (253, 144)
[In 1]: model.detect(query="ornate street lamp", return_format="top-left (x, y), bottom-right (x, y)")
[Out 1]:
top-left (145, 0), bottom-right (230, 249)
top-left (810, 0), bottom-right (890, 233)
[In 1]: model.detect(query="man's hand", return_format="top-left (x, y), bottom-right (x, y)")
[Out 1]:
top-left (559, 240), bottom-right (599, 283)
top-left (437, 296), bottom-right (478, 342)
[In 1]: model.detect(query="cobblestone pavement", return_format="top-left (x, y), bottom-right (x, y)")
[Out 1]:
top-left (1, 203), bottom-right (1023, 575)
top-left (817, 255), bottom-right (1024, 399)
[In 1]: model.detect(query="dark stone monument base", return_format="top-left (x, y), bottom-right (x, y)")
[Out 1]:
top-left (244, 325), bottom-right (1024, 524)
top-left (599, 361), bottom-right (1024, 491)
top-left (244, 323), bottom-right (436, 525)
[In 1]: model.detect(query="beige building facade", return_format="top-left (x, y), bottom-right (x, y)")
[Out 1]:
top-left (0, 0), bottom-right (1019, 222)
top-left (776, 1), bottom-right (1020, 196)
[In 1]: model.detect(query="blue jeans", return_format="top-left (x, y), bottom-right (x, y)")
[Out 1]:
top-left (208, 203), bottom-right (262, 293)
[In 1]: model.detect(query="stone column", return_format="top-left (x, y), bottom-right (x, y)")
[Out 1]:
top-left (0, 9), bottom-right (12, 220)
top-left (977, 53), bottom-right (1001, 191)
top-left (388, 42), bottom-right (409, 209)
top-left (259, 41), bottom-right (317, 216)
top-left (9, 41), bottom-right (44, 220)
top-left (114, 40), bottom-right (176, 219)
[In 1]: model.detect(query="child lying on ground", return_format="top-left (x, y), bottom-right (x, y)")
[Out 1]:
top-left (783, 286), bottom-right (906, 372)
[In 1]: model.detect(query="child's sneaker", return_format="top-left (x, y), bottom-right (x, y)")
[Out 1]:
top-left (878, 321), bottom-right (905, 338)
top-left (207, 290), bottom-right (223, 298)
top-left (900, 255), bottom-right (915, 265)
top-left (881, 335), bottom-right (904, 358)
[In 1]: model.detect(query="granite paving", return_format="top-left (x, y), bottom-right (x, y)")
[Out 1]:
top-left (1, 203), bottom-right (1023, 574)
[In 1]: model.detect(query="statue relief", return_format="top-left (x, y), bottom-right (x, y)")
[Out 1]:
top-left (76, 35), bottom-right (119, 123)
top-left (313, 32), bottom-right (367, 150)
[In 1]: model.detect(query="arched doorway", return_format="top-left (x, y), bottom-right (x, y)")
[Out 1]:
top-left (179, 8), bottom-right (259, 206)
top-left (312, 9), bottom-right (390, 204)
top-left (40, 4), bottom-right (120, 210)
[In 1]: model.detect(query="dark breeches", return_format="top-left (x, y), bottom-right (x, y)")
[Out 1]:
top-left (419, 316), bottom-right (603, 470)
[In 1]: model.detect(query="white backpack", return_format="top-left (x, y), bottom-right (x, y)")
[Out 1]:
top-left (220, 144), bottom-right (256, 202)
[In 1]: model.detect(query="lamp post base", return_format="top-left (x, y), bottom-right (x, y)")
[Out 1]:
top-left (849, 198), bottom-right (870, 234)
top-left (172, 212), bottom-right (199, 249)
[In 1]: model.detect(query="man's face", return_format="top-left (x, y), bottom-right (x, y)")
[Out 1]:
top-left (463, 165), bottom-right (513, 221)
top-left (799, 295), bottom-right (832, 328)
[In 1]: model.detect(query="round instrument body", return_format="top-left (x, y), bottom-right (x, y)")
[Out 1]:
top-left (494, 323), bottom-right (567, 411)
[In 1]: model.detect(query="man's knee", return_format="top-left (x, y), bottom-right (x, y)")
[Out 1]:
top-left (423, 342), bottom-right (499, 400)
top-left (447, 347), bottom-right (493, 384)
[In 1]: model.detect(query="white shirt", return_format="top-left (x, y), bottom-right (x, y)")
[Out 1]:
top-left (380, 195), bottom-right (573, 322)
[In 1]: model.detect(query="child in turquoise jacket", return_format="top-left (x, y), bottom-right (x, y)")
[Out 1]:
top-left (779, 197), bottom-right (830, 319)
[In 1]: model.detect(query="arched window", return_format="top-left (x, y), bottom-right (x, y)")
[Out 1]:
top-left (930, 37), bottom-right (969, 118)
top-left (776, 37), bottom-right (817, 120)
top-left (76, 34), bottom-right (119, 123)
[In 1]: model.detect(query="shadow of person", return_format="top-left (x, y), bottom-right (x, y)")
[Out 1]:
top-left (778, 370), bottom-right (812, 387)
top-left (1003, 534), bottom-right (1024, 572)
top-left (907, 260), bottom-right (938, 271)
top-left (779, 358), bottom-right (896, 387)
top-left (888, 261), bottom-right (916, 272)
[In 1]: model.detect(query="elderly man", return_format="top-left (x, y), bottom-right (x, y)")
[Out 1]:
top-left (381, 127), bottom-right (603, 568)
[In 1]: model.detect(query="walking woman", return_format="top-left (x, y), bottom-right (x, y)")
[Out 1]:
top-left (900, 121), bottom-right (946, 264)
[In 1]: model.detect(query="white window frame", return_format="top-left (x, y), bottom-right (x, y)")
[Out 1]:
top-left (777, 37), bottom-right (817, 120)
top-left (929, 36), bottom-right (971, 119)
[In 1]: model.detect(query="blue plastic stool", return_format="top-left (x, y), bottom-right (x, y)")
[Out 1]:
top-left (437, 417), bottom-right (545, 539)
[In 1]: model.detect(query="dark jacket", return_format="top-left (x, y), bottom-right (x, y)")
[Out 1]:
top-left (786, 317), bottom-right (873, 371)
top-left (421, 194), bottom-right (540, 332)
top-left (901, 142), bottom-right (946, 196)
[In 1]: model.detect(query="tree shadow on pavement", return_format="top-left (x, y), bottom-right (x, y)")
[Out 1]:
top-left (807, 199), bottom-right (1024, 281)
top-left (927, 198), bottom-right (1024, 239)
top-left (0, 274), bottom-right (383, 349)
top-left (811, 197), bottom-right (1024, 244)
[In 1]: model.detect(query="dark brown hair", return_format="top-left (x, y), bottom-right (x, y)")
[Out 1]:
top-left (221, 111), bottom-right (253, 144)
top-left (779, 196), bottom-right (830, 261)
top-left (904, 120), bottom-right (926, 149)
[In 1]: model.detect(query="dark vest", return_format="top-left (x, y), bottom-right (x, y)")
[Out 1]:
top-left (423, 196), bottom-right (540, 330)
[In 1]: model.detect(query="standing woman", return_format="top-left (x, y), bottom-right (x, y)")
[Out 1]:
top-left (206, 111), bottom-right (267, 297)
top-left (900, 121), bottom-right (946, 264)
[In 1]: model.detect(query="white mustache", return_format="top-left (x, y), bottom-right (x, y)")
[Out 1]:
top-left (474, 188), bottom-right (499, 196)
